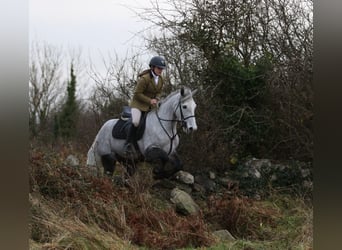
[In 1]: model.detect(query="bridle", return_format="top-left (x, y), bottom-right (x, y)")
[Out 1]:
top-left (156, 98), bottom-right (196, 155)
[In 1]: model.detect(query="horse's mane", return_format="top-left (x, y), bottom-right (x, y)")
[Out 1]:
top-left (159, 87), bottom-right (192, 105)
top-left (159, 90), bottom-right (179, 104)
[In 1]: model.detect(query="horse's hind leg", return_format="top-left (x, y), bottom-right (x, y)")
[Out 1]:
top-left (101, 153), bottom-right (116, 177)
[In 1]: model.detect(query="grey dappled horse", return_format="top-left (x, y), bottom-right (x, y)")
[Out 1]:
top-left (87, 87), bottom-right (198, 179)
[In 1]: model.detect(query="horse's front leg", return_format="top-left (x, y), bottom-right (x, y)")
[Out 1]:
top-left (101, 153), bottom-right (116, 177)
top-left (145, 147), bottom-right (183, 179)
top-left (144, 146), bottom-right (169, 179)
top-left (169, 152), bottom-right (183, 172)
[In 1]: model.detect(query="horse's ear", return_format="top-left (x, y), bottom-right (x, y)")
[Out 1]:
top-left (192, 89), bottom-right (198, 96)
top-left (180, 87), bottom-right (185, 96)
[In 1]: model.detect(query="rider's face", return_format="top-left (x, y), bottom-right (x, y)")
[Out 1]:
top-left (153, 66), bottom-right (164, 76)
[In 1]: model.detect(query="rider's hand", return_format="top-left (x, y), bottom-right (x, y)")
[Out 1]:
top-left (150, 98), bottom-right (158, 106)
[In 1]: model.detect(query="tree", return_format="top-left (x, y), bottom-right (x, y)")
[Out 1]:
top-left (55, 64), bottom-right (79, 139)
top-left (88, 53), bottom-right (144, 122)
top-left (138, 0), bottom-right (313, 162)
top-left (29, 42), bottom-right (64, 136)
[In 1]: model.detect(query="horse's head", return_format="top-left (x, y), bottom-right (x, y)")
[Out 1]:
top-left (177, 87), bottom-right (198, 134)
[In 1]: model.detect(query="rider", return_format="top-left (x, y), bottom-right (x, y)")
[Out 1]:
top-left (124, 56), bottom-right (166, 155)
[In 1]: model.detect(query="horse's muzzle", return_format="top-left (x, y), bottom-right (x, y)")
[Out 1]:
top-left (183, 125), bottom-right (197, 134)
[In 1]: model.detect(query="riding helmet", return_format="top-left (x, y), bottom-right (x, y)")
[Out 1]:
top-left (149, 56), bottom-right (166, 69)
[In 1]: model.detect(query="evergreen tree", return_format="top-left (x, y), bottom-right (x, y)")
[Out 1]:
top-left (56, 64), bottom-right (78, 138)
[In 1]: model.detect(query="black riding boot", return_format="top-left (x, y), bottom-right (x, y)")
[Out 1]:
top-left (124, 124), bottom-right (137, 155)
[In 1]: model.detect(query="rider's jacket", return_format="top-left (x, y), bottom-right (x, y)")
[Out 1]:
top-left (130, 70), bottom-right (164, 112)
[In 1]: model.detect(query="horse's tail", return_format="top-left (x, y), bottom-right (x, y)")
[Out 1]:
top-left (86, 141), bottom-right (98, 167)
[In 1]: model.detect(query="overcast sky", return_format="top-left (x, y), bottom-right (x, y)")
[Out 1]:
top-left (29, 0), bottom-right (154, 72)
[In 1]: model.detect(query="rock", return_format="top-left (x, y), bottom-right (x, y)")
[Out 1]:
top-left (251, 168), bottom-right (261, 179)
top-left (245, 158), bottom-right (272, 169)
top-left (303, 180), bottom-right (313, 190)
top-left (274, 163), bottom-right (287, 171)
top-left (65, 154), bottom-right (79, 167)
top-left (152, 179), bottom-right (177, 190)
top-left (193, 183), bottom-right (206, 193)
top-left (217, 177), bottom-right (238, 188)
top-left (236, 158), bottom-right (313, 197)
top-left (174, 170), bottom-right (194, 184)
top-left (151, 179), bottom-right (177, 201)
top-left (301, 168), bottom-right (311, 178)
top-left (212, 229), bottom-right (235, 242)
top-left (241, 168), bottom-right (261, 179)
top-left (209, 171), bottom-right (216, 179)
top-left (170, 188), bottom-right (200, 215)
top-left (195, 174), bottom-right (216, 193)
top-left (244, 158), bottom-right (272, 178)
top-left (176, 183), bottom-right (193, 194)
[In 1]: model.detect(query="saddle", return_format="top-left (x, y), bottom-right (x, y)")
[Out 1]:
top-left (112, 106), bottom-right (147, 140)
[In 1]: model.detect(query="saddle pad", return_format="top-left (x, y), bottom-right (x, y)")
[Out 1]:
top-left (112, 112), bottom-right (148, 140)
top-left (112, 119), bottom-right (131, 139)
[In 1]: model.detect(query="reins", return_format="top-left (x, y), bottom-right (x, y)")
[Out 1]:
top-left (155, 98), bottom-right (195, 155)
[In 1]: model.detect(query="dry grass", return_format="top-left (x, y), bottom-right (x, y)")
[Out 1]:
top-left (29, 146), bottom-right (214, 249)
top-left (30, 196), bottom-right (136, 250)
top-left (205, 194), bottom-right (281, 240)
top-left (204, 191), bottom-right (313, 249)
top-left (127, 208), bottom-right (213, 249)
top-left (29, 144), bottom-right (312, 250)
